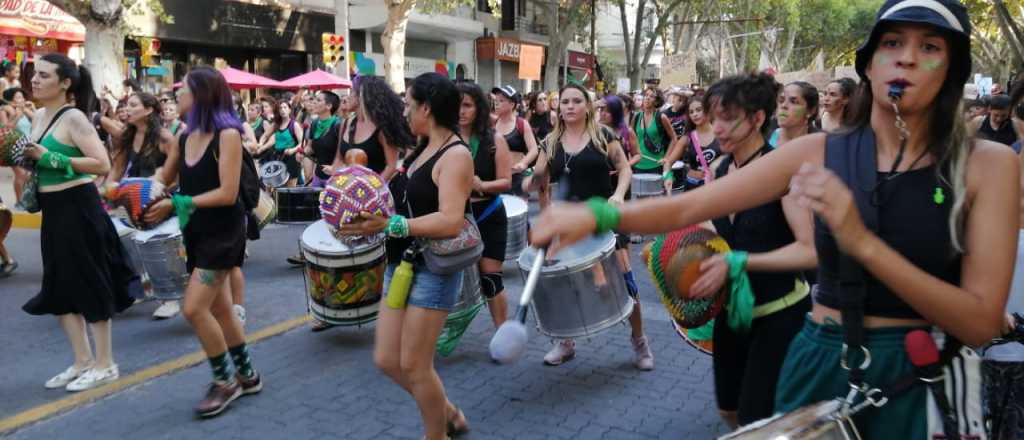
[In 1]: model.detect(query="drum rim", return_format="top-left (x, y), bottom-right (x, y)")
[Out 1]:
top-left (276, 187), bottom-right (322, 194)
top-left (300, 221), bottom-right (383, 255)
top-left (516, 232), bottom-right (616, 275)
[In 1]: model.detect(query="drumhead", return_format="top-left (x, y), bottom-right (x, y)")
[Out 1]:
top-left (110, 216), bottom-right (135, 238)
top-left (300, 220), bottom-right (383, 266)
top-left (632, 173), bottom-right (661, 182)
top-left (672, 161), bottom-right (685, 170)
top-left (518, 232), bottom-right (615, 275)
top-left (131, 218), bottom-right (182, 244)
top-left (502, 196), bottom-right (528, 217)
top-left (260, 160), bottom-right (285, 175)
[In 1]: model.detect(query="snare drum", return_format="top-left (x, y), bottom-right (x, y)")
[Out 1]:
top-left (671, 161), bottom-right (687, 193)
top-left (518, 233), bottom-right (633, 339)
top-left (111, 216), bottom-right (148, 300)
top-left (719, 400), bottom-right (860, 440)
top-left (632, 173), bottom-right (664, 198)
top-left (300, 220), bottom-right (385, 326)
top-left (503, 196), bottom-right (529, 262)
top-left (276, 187), bottom-right (322, 223)
top-left (253, 189), bottom-right (277, 230)
top-left (260, 161), bottom-right (289, 188)
top-left (132, 219), bottom-right (188, 301)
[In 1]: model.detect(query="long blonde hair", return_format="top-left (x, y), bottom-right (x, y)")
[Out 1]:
top-left (543, 83), bottom-right (609, 159)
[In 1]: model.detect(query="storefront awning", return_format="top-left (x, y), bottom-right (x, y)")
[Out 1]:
top-left (0, 1), bottom-right (85, 42)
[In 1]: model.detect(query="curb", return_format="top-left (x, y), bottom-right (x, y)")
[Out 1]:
top-left (12, 212), bottom-right (41, 229)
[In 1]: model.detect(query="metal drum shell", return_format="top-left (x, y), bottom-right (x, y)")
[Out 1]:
top-left (718, 400), bottom-right (854, 440)
top-left (502, 196), bottom-right (529, 262)
top-left (275, 187), bottom-right (322, 224)
top-left (299, 221), bottom-right (384, 326)
top-left (671, 161), bottom-right (687, 192)
top-left (133, 230), bottom-right (188, 301)
top-left (632, 173), bottom-right (664, 198)
top-left (517, 233), bottom-right (633, 339)
top-left (259, 160), bottom-right (289, 188)
top-left (111, 216), bottom-right (144, 277)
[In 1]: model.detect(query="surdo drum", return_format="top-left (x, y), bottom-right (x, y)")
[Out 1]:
top-left (300, 220), bottom-right (384, 326)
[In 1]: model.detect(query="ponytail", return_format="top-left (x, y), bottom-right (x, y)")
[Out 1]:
top-left (39, 53), bottom-right (96, 114)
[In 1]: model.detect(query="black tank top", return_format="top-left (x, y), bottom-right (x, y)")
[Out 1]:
top-left (663, 107), bottom-right (687, 136)
top-left (339, 117), bottom-right (388, 174)
top-left (548, 128), bottom-right (616, 201)
top-left (502, 118), bottom-right (528, 154)
top-left (310, 118), bottom-right (341, 179)
top-left (471, 133), bottom-right (498, 193)
top-left (977, 115), bottom-right (1018, 147)
top-left (178, 132), bottom-right (244, 232)
top-left (683, 135), bottom-right (721, 172)
top-left (814, 127), bottom-right (961, 319)
top-left (529, 112), bottom-right (552, 144)
top-left (712, 147), bottom-right (803, 305)
top-left (125, 143), bottom-right (167, 178)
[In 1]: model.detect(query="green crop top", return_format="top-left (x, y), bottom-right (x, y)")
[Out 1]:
top-left (36, 134), bottom-right (92, 186)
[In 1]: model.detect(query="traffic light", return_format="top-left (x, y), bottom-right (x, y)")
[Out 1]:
top-left (322, 33), bottom-right (345, 67)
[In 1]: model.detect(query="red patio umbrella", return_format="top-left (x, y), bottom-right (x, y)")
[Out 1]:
top-left (218, 66), bottom-right (282, 90)
top-left (278, 70), bottom-right (352, 90)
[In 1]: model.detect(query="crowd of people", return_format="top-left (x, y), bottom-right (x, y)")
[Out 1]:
top-left (2, 0), bottom-right (1024, 439)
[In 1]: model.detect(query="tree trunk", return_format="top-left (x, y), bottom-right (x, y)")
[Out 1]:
top-left (382, 0), bottom-right (415, 93)
top-left (83, 22), bottom-right (126, 99)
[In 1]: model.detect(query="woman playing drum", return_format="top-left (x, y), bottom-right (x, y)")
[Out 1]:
top-left (457, 82), bottom-right (513, 329)
top-left (299, 91), bottom-right (342, 189)
top-left (339, 72), bottom-right (473, 440)
top-left (21, 54), bottom-right (135, 391)
top-left (523, 83), bottom-right (655, 370)
top-left (147, 66), bottom-right (262, 417)
top-left (531, 1), bottom-right (1016, 437)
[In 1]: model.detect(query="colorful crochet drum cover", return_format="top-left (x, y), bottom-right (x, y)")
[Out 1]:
top-left (319, 165), bottom-right (395, 240)
top-left (0, 127), bottom-right (30, 168)
top-left (645, 225), bottom-right (731, 329)
top-left (106, 178), bottom-right (165, 229)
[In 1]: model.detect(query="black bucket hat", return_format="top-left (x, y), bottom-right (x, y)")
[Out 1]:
top-left (855, 0), bottom-right (972, 87)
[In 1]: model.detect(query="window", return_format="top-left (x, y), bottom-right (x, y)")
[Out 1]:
top-left (477, 0), bottom-right (492, 13)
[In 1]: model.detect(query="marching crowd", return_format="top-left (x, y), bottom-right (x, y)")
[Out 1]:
top-left (2, 1), bottom-right (1024, 439)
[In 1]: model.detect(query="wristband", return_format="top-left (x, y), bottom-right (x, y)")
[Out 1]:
top-left (171, 194), bottom-right (196, 230)
top-left (40, 151), bottom-right (74, 177)
top-left (661, 170), bottom-right (674, 182)
top-left (523, 167), bottom-right (534, 177)
top-left (723, 251), bottom-right (754, 333)
top-left (585, 197), bottom-right (621, 234)
top-left (385, 215), bottom-right (409, 238)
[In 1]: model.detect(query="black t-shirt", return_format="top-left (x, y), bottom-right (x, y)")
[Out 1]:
top-left (309, 118), bottom-right (341, 179)
top-left (663, 107), bottom-right (687, 136)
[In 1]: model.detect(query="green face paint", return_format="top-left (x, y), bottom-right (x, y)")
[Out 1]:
top-left (876, 54), bottom-right (891, 66)
top-left (791, 106), bottom-right (805, 119)
top-left (728, 118), bottom-right (743, 135)
top-left (922, 58), bottom-right (943, 72)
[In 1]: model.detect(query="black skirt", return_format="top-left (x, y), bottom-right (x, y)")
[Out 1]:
top-left (23, 184), bottom-right (135, 323)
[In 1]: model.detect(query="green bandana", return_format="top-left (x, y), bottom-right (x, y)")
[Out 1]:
top-left (724, 251), bottom-right (755, 333)
top-left (313, 115), bottom-right (338, 140)
top-left (468, 135), bottom-right (480, 159)
top-left (249, 117), bottom-right (263, 131)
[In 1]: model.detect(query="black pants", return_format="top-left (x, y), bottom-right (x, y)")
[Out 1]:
top-left (712, 295), bottom-right (811, 425)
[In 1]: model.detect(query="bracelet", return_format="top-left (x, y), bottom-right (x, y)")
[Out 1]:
top-left (586, 197), bottom-right (621, 234)
top-left (40, 151), bottom-right (74, 177)
top-left (171, 194), bottom-right (196, 230)
top-left (523, 167), bottom-right (534, 177)
top-left (385, 215), bottom-right (409, 238)
top-left (661, 170), bottom-right (674, 182)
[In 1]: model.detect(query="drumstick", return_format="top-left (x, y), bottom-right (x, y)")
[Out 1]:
top-left (489, 247), bottom-right (546, 364)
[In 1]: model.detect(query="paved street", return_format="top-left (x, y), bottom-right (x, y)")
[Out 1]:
top-left (1, 216), bottom-right (728, 439)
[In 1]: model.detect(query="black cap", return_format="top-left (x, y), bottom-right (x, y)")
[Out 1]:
top-left (491, 85), bottom-right (520, 102)
top-left (855, 0), bottom-right (971, 87)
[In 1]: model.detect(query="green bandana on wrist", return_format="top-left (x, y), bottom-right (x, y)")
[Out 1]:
top-left (586, 197), bottom-right (621, 234)
top-left (171, 194), bottom-right (196, 230)
top-left (724, 251), bottom-right (754, 332)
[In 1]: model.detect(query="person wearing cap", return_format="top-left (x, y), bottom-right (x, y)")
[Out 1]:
top-left (528, 1), bottom-right (1016, 437)
top-left (491, 85), bottom-right (539, 196)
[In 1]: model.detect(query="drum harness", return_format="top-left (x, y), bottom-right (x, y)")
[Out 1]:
top-left (823, 87), bottom-right (965, 439)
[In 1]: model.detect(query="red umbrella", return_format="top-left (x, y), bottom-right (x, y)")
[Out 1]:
top-left (278, 70), bottom-right (352, 90)
top-left (218, 66), bottom-right (282, 90)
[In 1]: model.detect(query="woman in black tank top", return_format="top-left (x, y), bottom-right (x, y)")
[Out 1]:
top-left (106, 93), bottom-right (174, 183)
top-left (337, 77), bottom-right (413, 181)
top-left (146, 67), bottom-right (262, 418)
top-left (492, 86), bottom-right (539, 195)
top-left (524, 83), bottom-right (658, 371)
top-left (457, 82), bottom-right (513, 331)
top-left (534, 7), bottom-right (1015, 437)
top-left (338, 73), bottom-right (474, 440)
top-left (298, 91), bottom-right (342, 187)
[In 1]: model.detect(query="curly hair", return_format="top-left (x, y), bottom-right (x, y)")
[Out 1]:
top-left (456, 82), bottom-right (494, 141)
top-left (703, 72), bottom-right (781, 137)
top-left (354, 76), bottom-right (415, 149)
top-left (121, 92), bottom-right (164, 163)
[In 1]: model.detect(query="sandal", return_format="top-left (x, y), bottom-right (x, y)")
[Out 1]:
top-left (446, 406), bottom-right (469, 437)
top-left (0, 260), bottom-right (17, 278)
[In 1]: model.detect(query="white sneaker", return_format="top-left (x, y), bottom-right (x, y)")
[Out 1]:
top-left (153, 300), bottom-right (181, 319)
top-left (233, 304), bottom-right (246, 326)
top-left (45, 364), bottom-right (92, 389)
top-left (66, 365), bottom-right (119, 392)
top-left (543, 339), bottom-right (576, 366)
top-left (632, 335), bottom-right (655, 371)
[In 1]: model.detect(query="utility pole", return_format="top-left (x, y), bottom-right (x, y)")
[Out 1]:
top-left (334, 0), bottom-right (351, 81)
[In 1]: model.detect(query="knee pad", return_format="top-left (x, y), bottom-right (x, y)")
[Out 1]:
top-left (480, 272), bottom-right (504, 300)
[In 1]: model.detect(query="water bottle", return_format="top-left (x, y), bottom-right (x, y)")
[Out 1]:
top-left (385, 247), bottom-right (416, 309)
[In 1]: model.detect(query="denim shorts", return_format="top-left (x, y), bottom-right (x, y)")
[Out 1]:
top-left (383, 263), bottom-right (463, 311)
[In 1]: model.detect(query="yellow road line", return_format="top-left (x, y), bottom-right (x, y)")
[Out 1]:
top-left (0, 315), bottom-right (313, 435)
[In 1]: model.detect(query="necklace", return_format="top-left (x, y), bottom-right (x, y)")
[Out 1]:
top-left (735, 143), bottom-right (770, 169)
top-left (561, 129), bottom-right (587, 175)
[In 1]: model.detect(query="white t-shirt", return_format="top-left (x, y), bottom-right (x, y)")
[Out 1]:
top-left (985, 230), bottom-right (1024, 361)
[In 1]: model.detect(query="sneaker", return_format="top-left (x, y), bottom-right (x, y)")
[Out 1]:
top-left (44, 363), bottom-right (91, 389)
top-left (66, 365), bottom-right (119, 392)
top-left (233, 304), bottom-right (246, 326)
top-left (543, 339), bottom-right (576, 366)
top-left (194, 381), bottom-right (242, 418)
top-left (632, 336), bottom-right (654, 371)
top-left (152, 300), bottom-right (181, 320)
top-left (286, 254), bottom-right (304, 266)
top-left (236, 373), bottom-right (263, 396)
top-left (0, 260), bottom-right (17, 278)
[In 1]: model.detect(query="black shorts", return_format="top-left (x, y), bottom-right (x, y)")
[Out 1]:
top-left (471, 198), bottom-right (507, 262)
top-left (183, 214), bottom-right (246, 273)
top-left (712, 294), bottom-right (810, 425)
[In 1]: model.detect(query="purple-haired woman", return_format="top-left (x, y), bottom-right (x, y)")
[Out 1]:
top-left (147, 66), bottom-right (262, 418)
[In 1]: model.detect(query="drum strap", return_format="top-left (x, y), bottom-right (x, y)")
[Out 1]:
top-left (474, 196), bottom-right (503, 224)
